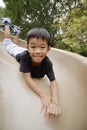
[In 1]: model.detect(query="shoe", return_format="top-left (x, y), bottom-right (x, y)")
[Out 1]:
top-left (11, 24), bottom-right (21, 35)
top-left (0, 17), bottom-right (11, 26)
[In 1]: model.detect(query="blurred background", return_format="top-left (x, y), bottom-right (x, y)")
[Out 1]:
top-left (0, 0), bottom-right (87, 57)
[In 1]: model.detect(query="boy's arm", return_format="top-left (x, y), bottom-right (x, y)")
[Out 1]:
top-left (50, 80), bottom-right (59, 104)
top-left (47, 80), bottom-right (61, 118)
top-left (23, 72), bottom-right (51, 112)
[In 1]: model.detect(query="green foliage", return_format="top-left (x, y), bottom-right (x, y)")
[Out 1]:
top-left (1, 0), bottom-right (87, 56)
top-left (0, 7), bottom-right (5, 17)
top-left (0, 7), bottom-right (5, 30)
top-left (55, 0), bottom-right (87, 56)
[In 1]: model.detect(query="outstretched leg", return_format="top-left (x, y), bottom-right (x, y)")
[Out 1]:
top-left (13, 35), bottom-right (19, 45)
top-left (2, 18), bottom-right (27, 57)
top-left (4, 24), bottom-right (11, 39)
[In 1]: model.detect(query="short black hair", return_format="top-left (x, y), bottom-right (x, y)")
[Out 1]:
top-left (26, 28), bottom-right (50, 46)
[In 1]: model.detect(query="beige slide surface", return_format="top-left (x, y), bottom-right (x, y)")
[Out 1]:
top-left (0, 30), bottom-right (87, 130)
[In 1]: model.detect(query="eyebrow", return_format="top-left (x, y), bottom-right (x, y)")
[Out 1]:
top-left (30, 43), bottom-right (47, 46)
top-left (41, 44), bottom-right (47, 46)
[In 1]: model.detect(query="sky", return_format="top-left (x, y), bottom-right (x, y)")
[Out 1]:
top-left (0, 0), bottom-right (5, 8)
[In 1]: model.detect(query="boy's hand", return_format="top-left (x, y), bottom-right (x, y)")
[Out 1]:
top-left (41, 95), bottom-right (62, 118)
top-left (46, 103), bottom-right (62, 118)
top-left (41, 95), bottom-right (51, 117)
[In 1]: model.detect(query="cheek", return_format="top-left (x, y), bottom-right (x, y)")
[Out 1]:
top-left (27, 47), bottom-right (33, 53)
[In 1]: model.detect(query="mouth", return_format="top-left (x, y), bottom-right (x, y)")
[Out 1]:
top-left (34, 56), bottom-right (42, 59)
top-left (33, 55), bottom-right (43, 62)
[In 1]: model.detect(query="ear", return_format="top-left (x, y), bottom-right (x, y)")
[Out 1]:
top-left (48, 46), bottom-right (51, 52)
top-left (26, 45), bottom-right (29, 49)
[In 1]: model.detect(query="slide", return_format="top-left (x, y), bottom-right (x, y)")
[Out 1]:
top-left (0, 30), bottom-right (87, 130)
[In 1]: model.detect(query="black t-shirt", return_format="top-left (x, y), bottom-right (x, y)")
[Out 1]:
top-left (16, 51), bottom-right (55, 81)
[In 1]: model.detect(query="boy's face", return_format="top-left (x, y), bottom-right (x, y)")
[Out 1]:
top-left (27, 37), bottom-right (50, 65)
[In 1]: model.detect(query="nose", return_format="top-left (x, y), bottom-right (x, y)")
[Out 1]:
top-left (35, 48), bottom-right (41, 53)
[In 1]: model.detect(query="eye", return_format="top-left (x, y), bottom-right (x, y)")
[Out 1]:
top-left (30, 46), bottom-right (35, 48)
top-left (41, 46), bottom-right (46, 49)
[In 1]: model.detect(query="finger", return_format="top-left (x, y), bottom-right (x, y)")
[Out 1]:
top-left (47, 104), bottom-right (54, 118)
top-left (49, 104), bottom-right (59, 118)
top-left (54, 109), bottom-right (58, 118)
top-left (51, 109), bottom-right (57, 118)
top-left (44, 106), bottom-right (52, 119)
top-left (48, 104), bottom-right (54, 118)
top-left (54, 108), bottom-right (62, 118)
top-left (44, 108), bottom-right (50, 119)
top-left (41, 104), bottom-right (45, 113)
top-left (44, 106), bottom-right (49, 118)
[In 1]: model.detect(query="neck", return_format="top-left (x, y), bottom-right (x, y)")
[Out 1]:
top-left (32, 62), bottom-right (41, 67)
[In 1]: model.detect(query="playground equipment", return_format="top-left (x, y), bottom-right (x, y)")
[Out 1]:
top-left (0, 30), bottom-right (87, 130)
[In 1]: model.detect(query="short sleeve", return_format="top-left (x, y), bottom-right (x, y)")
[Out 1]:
top-left (45, 58), bottom-right (55, 81)
top-left (20, 53), bottom-right (32, 73)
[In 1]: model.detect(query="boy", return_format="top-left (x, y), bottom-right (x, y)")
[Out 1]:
top-left (1, 18), bottom-right (61, 118)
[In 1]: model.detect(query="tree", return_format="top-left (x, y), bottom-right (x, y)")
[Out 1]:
top-left (0, 7), bottom-right (5, 30)
top-left (54, 0), bottom-right (87, 56)
top-left (0, 7), bottom-right (5, 17)
top-left (2, 0), bottom-right (87, 56)
top-left (3, 0), bottom-right (63, 46)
